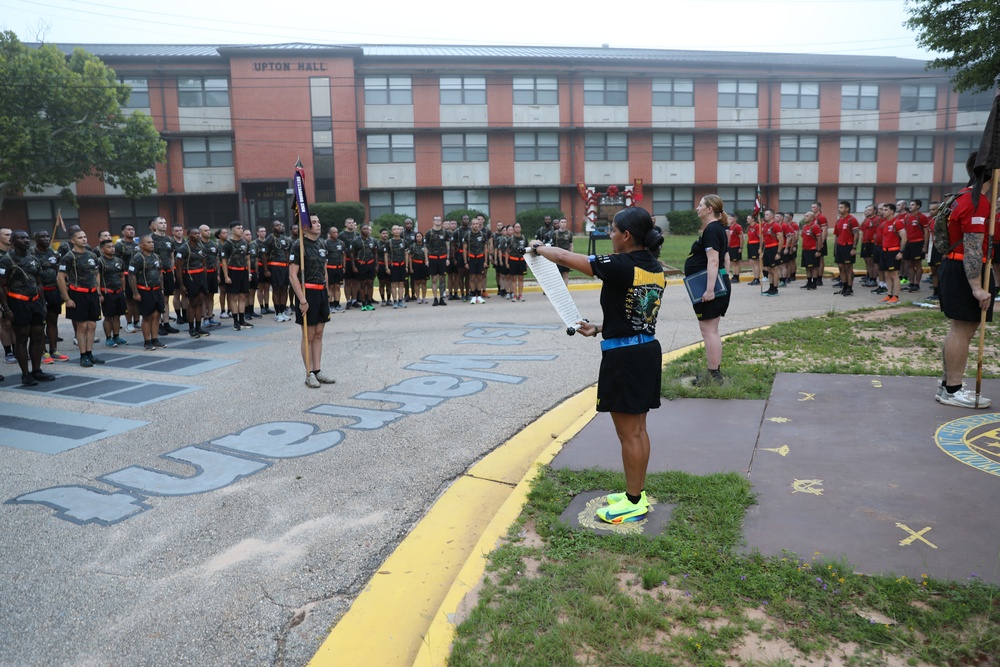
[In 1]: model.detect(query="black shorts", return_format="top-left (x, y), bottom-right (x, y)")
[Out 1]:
top-left (903, 243), bottom-right (925, 261)
top-left (834, 244), bottom-right (856, 265)
top-left (326, 267), bottom-right (345, 286)
top-left (42, 287), bottom-right (63, 314)
top-left (357, 262), bottom-right (376, 281)
top-left (785, 250), bottom-right (797, 262)
top-left (101, 290), bottom-right (127, 318)
top-left (801, 249), bottom-right (819, 269)
top-left (879, 250), bottom-right (901, 272)
top-left (66, 290), bottom-right (101, 322)
top-left (467, 256), bottom-right (485, 275)
top-left (428, 256), bottom-right (447, 276)
top-left (227, 270), bottom-right (250, 295)
top-left (447, 256), bottom-right (460, 274)
top-left (161, 270), bottom-right (175, 297)
top-left (747, 244), bottom-right (760, 260)
top-left (455, 252), bottom-right (467, 273)
top-left (939, 258), bottom-right (996, 323)
top-left (411, 261), bottom-right (428, 281)
top-left (257, 266), bottom-right (270, 285)
top-left (597, 339), bottom-right (662, 414)
top-left (557, 264), bottom-right (570, 274)
top-left (294, 287), bottom-right (332, 326)
top-left (693, 291), bottom-right (730, 321)
top-left (390, 263), bottom-right (407, 282)
top-left (249, 271), bottom-right (259, 291)
top-left (728, 247), bottom-right (742, 262)
top-left (136, 288), bottom-right (165, 318)
top-left (929, 245), bottom-right (943, 268)
top-left (8, 295), bottom-right (46, 328)
top-left (268, 265), bottom-right (289, 288)
top-left (507, 257), bottom-right (527, 276)
top-left (820, 240), bottom-right (829, 256)
top-left (183, 272), bottom-right (208, 298)
top-left (860, 241), bottom-right (875, 259)
top-left (763, 246), bottom-right (780, 268)
top-left (206, 270), bottom-right (220, 294)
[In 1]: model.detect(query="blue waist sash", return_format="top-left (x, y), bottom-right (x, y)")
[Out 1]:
top-left (600, 333), bottom-right (656, 352)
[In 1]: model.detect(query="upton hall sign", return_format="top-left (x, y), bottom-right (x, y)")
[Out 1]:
top-left (253, 61), bottom-right (328, 72)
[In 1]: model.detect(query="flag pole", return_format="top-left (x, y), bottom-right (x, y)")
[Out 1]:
top-left (974, 167), bottom-right (1000, 406)
top-left (293, 160), bottom-right (311, 382)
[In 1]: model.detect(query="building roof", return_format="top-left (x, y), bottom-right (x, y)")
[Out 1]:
top-left (34, 41), bottom-right (932, 73)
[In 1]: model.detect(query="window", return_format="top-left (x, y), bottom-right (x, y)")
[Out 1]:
top-left (109, 198), bottom-right (159, 228)
top-left (584, 78), bottom-right (627, 106)
top-left (652, 134), bottom-right (694, 161)
top-left (652, 79), bottom-right (694, 107)
top-left (178, 77), bottom-right (229, 107)
top-left (515, 188), bottom-right (560, 214)
top-left (652, 187), bottom-right (694, 213)
top-left (838, 187), bottom-right (875, 214)
top-left (894, 186), bottom-right (930, 202)
top-left (900, 84), bottom-right (936, 112)
top-left (443, 190), bottom-right (490, 215)
top-left (513, 77), bottom-right (557, 105)
top-left (364, 77), bottom-right (413, 105)
top-left (954, 135), bottom-right (976, 161)
top-left (717, 187), bottom-right (757, 212)
top-left (369, 191), bottom-right (416, 218)
top-left (840, 135), bottom-right (877, 162)
top-left (182, 137), bottom-right (233, 168)
top-left (718, 134), bottom-right (757, 161)
top-left (898, 136), bottom-right (934, 162)
top-left (718, 80), bottom-right (757, 108)
top-left (778, 187), bottom-right (817, 214)
top-left (841, 83), bottom-right (878, 110)
top-left (121, 78), bottom-right (149, 108)
top-left (779, 135), bottom-right (818, 162)
top-left (584, 132), bottom-right (628, 161)
top-left (442, 134), bottom-right (488, 162)
top-left (314, 148), bottom-right (335, 202)
top-left (957, 89), bottom-right (993, 112)
top-left (780, 82), bottom-right (819, 109)
top-left (26, 201), bottom-right (80, 239)
top-left (514, 133), bottom-right (559, 161)
top-left (366, 134), bottom-right (415, 163)
top-left (440, 77), bottom-right (486, 105)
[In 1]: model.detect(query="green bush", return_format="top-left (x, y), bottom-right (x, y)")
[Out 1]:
top-left (371, 212), bottom-right (410, 232)
top-left (662, 208), bottom-right (700, 235)
top-left (309, 201), bottom-right (366, 235)
top-left (515, 207), bottom-right (565, 239)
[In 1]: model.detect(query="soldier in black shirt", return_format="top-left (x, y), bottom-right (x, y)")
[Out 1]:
top-left (552, 218), bottom-right (575, 285)
top-left (339, 218), bottom-right (360, 309)
top-left (174, 228), bottom-right (210, 338)
top-left (455, 216), bottom-right (472, 301)
top-left (115, 223), bottom-right (141, 333)
top-left (507, 223), bottom-right (529, 301)
top-left (98, 239), bottom-right (128, 347)
top-left (129, 235), bottom-right (166, 349)
top-left (149, 216), bottom-right (179, 335)
top-left (200, 225), bottom-right (222, 327)
top-left (57, 228), bottom-right (105, 366)
top-left (464, 218), bottom-right (488, 303)
top-left (32, 231), bottom-right (68, 362)
top-left (221, 221), bottom-right (253, 331)
top-left (376, 228), bottom-right (391, 307)
top-left (325, 226), bottom-right (347, 312)
top-left (402, 218), bottom-right (417, 301)
top-left (386, 225), bottom-right (408, 308)
top-left (245, 228), bottom-right (260, 318)
top-left (0, 230), bottom-right (56, 384)
top-left (290, 215), bottom-right (334, 388)
top-left (351, 224), bottom-right (379, 311)
top-left (425, 216), bottom-right (450, 306)
top-left (263, 220), bottom-right (293, 321)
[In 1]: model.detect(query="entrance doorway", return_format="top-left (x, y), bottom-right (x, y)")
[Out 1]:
top-left (243, 182), bottom-right (290, 229)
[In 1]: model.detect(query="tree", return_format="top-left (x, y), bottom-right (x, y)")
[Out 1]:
top-left (905, 0), bottom-right (1000, 94)
top-left (0, 31), bottom-right (166, 210)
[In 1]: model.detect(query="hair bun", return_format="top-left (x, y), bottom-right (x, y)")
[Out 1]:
top-left (644, 228), bottom-right (664, 253)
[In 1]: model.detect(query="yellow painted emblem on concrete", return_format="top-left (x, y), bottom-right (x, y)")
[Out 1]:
top-left (767, 417), bottom-right (791, 423)
top-left (798, 392), bottom-right (815, 401)
top-left (578, 495), bottom-right (658, 535)
top-left (791, 479), bottom-right (824, 495)
top-left (896, 522), bottom-right (938, 549)
top-left (871, 380), bottom-right (883, 388)
top-left (934, 413), bottom-right (1000, 478)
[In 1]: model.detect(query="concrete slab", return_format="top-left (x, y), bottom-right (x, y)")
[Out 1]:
top-left (0, 373), bottom-right (200, 407)
top-left (0, 402), bottom-right (148, 454)
top-left (552, 398), bottom-right (765, 476)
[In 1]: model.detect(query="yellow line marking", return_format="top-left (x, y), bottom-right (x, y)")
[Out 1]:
top-left (896, 523), bottom-right (938, 549)
top-left (791, 479), bottom-right (824, 495)
top-left (763, 445), bottom-right (790, 457)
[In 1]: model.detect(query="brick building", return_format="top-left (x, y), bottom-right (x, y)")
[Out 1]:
top-left (2, 43), bottom-right (993, 237)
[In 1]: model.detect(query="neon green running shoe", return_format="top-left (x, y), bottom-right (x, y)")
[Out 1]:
top-left (596, 497), bottom-right (649, 524)
top-left (605, 490), bottom-right (649, 507)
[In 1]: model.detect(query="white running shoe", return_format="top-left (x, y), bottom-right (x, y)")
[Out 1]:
top-left (305, 372), bottom-right (320, 388)
top-left (124, 323), bottom-right (137, 334)
top-left (937, 388), bottom-right (991, 409)
top-left (315, 371), bottom-right (336, 384)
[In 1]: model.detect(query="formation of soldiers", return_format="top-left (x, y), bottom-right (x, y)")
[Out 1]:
top-left (725, 199), bottom-right (942, 304)
top-left (0, 213), bottom-right (575, 385)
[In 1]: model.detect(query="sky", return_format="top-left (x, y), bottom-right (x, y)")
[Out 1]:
top-left (0, 0), bottom-right (935, 61)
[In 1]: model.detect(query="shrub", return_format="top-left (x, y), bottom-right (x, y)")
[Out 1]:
top-left (371, 212), bottom-right (410, 232)
top-left (309, 201), bottom-right (366, 235)
top-left (662, 208), bottom-right (700, 235)
top-left (515, 207), bottom-right (565, 239)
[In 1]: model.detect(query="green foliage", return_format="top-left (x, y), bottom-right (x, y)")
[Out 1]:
top-left (0, 31), bottom-right (166, 208)
top-left (663, 209), bottom-right (700, 235)
top-left (905, 0), bottom-right (1000, 93)
top-left (308, 201), bottom-right (365, 233)
top-left (371, 212), bottom-right (409, 232)
top-left (515, 207), bottom-right (564, 239)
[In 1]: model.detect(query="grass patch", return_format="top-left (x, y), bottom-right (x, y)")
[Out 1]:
top-left (450, 467), bottom-right (1000, 666)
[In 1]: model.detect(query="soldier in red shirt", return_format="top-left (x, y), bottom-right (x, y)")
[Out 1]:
top-left (727, 215), bottom-right (743, 282)
top-left (859, 204), bottom-right (878, 287)
top-left (745, 215), bottom-right (762, 285)
top-left (878, 202), bottom-right (906, 304)
top-left (833, 201), bottom-right (861, 296)
top-left (926, 201), bottom-right (942, 302)
top-left (798, 211), bottom-right (823, 290)
top-left (937, 153), bottom-right (994, 408)
top-left (811, 202), bottom-right (829, 285)
top-left (781, 212), bottom-right (798, 284)
top-left (761, 209), bottom-right (784, 296)
top-left (904, 199), bottom-right (930, 291)
top-left (871, 210), bottom-right (888, 294)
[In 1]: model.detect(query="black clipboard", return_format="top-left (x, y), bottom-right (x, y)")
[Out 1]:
top-left (683, 270), bottom-right (728, 304)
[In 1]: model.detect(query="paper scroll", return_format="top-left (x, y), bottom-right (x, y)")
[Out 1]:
top-left (525, 252), bottom-right (585, 334)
